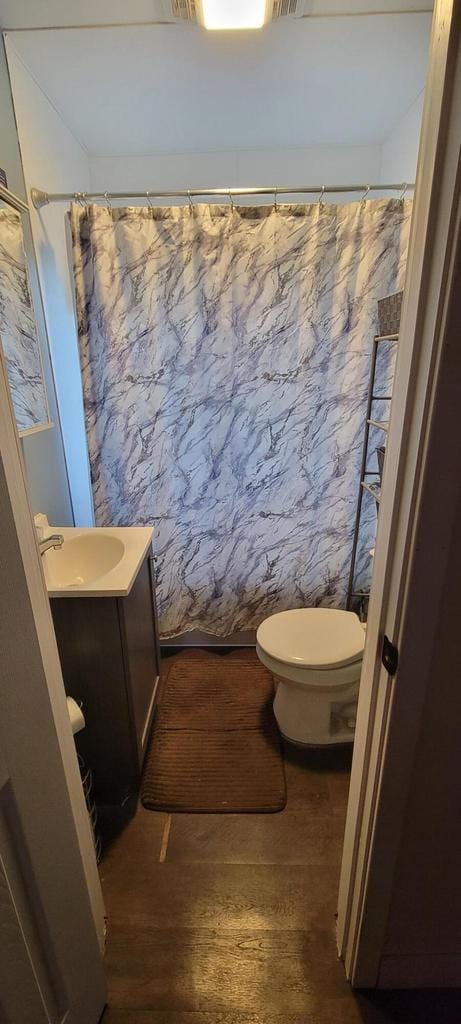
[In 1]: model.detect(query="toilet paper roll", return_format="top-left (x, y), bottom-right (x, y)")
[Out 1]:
top-left (67, 696), bottom-right (85, 735)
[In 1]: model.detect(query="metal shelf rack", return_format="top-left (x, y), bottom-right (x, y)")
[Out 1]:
top-left (361, 480), bottom-right (382, 504)
top-left (346, 330), bottom-right (399, 610)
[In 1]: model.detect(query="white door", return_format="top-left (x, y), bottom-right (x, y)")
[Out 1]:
top-left (0, 351), bottom-right (107, 1023)
top-left (337, 0), bottom-right (461, 986)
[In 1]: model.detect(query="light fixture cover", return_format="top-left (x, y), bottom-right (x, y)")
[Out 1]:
top-left (198, 0), bottom-right (272, 30)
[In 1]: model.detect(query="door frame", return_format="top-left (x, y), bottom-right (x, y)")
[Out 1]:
top-left (338, 0), bottom-right (461, 986)
top-left (1, 0), bottom-right (459, 998)
top-left (0, 344), bottom-right (106, 954)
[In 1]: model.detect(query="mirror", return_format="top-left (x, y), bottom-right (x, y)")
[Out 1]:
top-left (0, 197), bottom-right (51, 434)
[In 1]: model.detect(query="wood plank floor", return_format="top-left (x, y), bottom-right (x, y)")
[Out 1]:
top-left (100, 651), bottom-right (461, 1024)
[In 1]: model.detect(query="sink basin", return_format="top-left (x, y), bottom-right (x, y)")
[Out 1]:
top-left (44, 533), bottom-right (125, 589)
top-left (40, 524), bottom-right (154, 598)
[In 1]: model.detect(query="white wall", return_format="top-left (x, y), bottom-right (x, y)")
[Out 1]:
top-left (380, 91), bottom-right (424, 185)
top-left (5, 29), bottom-right (423, 531)
top-left (6, 16), bottom-right (432, 157)
top-left (5, 37), bottom-right (94, 526)
top-left (89, 143), bottom-right (382, 199)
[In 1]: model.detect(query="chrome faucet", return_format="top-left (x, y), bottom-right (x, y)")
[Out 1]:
top-left (39, 534), bottom-right (64, 556)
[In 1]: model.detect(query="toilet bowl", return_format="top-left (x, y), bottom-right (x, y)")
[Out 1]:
top-left (256, 608), bottom-right (365, 746)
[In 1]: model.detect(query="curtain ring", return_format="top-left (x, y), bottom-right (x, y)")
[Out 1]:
top-left (187, 189), bottom-right (193, 210)
top-left (318, 185), bottom-right (325, 208)
top-left (399, 183), bottom-right (408, 203)
top-left (274, 186), bottom-right (278, 210)
top-left (228, 189), bottom-right (234, 211)
top-left (75, 191), bottom-right (87, 208)
top-left (104, 191), bottom-right (112, 210)
top-left (361, 185), bottom-right (371, 206)
top-left (146, 190), bottom-right (152, 208)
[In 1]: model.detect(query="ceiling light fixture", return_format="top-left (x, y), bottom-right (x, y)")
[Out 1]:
top-left (199, 0), bottom-right (271, 30)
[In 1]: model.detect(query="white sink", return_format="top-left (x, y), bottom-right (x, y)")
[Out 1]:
top-left (41, 525), bottom-right (153, 598)
top-left (45, 533), bottom-right (125, 590)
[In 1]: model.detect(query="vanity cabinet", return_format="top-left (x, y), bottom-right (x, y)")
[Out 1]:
top-left (51, 553), bottom-right (161, 806)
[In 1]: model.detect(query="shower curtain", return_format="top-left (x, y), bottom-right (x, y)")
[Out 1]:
top-left (71, 199), bottom-right (412, 636)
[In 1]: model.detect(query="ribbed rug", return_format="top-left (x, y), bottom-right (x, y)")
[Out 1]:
top-left (141, 652), bottom-right (287, 813)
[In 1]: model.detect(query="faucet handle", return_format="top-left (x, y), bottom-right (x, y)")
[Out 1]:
top-left (34, 513), bottom-right (50, 541)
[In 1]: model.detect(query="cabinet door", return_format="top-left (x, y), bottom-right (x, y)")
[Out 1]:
top-left (118, 555), bottom-right (161, 767)
top-left (51, 596), bottom-right (137, 804)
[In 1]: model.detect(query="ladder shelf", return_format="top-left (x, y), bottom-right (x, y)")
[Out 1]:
top-left (346, 324), bottom-right (399, 610)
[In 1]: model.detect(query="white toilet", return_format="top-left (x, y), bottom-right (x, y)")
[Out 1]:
top-left (256, 608), bottom-right (365, 746)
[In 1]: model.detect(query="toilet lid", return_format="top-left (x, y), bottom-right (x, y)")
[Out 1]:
top-left (256, 608), bottom-right (365, 670)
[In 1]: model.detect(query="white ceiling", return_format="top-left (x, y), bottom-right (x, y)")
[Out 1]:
top-left (4, 8), bottom-right (432, 156)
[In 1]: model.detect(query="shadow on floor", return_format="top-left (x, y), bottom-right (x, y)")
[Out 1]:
top-left (282, 736), bottom-right (353, 773)
top-left (97, 797), bottom-right (138, 855)
top-left (352, 986), bottom-right (461, 1023)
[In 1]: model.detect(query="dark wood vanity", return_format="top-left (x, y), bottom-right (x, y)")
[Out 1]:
top-left (51, 553), bottom-right (161, 806)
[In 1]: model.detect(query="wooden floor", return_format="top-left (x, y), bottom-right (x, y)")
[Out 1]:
top-left (100, 651), bottom-right (461, 1024)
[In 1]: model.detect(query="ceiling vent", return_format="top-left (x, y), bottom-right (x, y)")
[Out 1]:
top-left (171, 0), bottom-right (305, 23)
top-left (171, 0), bottom-right (198, 18)
top-left (272, 0), bottom-right (300, 16)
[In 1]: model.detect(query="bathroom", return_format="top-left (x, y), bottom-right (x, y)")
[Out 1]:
top-left (2, 2), bottom-right (461, 1021)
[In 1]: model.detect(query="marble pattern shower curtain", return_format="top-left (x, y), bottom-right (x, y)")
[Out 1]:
top-left (71, 199), bottom-right (411, 636)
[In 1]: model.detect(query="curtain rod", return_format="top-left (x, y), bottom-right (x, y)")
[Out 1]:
top-left (31, 183), bottom-right (414, 209)
top-left (0, 184), bottom-right (30, 214)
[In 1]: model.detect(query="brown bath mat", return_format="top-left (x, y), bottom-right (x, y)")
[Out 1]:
top-left (141, 654), bottom-right (286, 813)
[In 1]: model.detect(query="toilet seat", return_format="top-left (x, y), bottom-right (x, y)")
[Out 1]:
top-left (256, 608), bottom-right (365, 670)
top-left (256, 643), bottom-right (362, 689)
